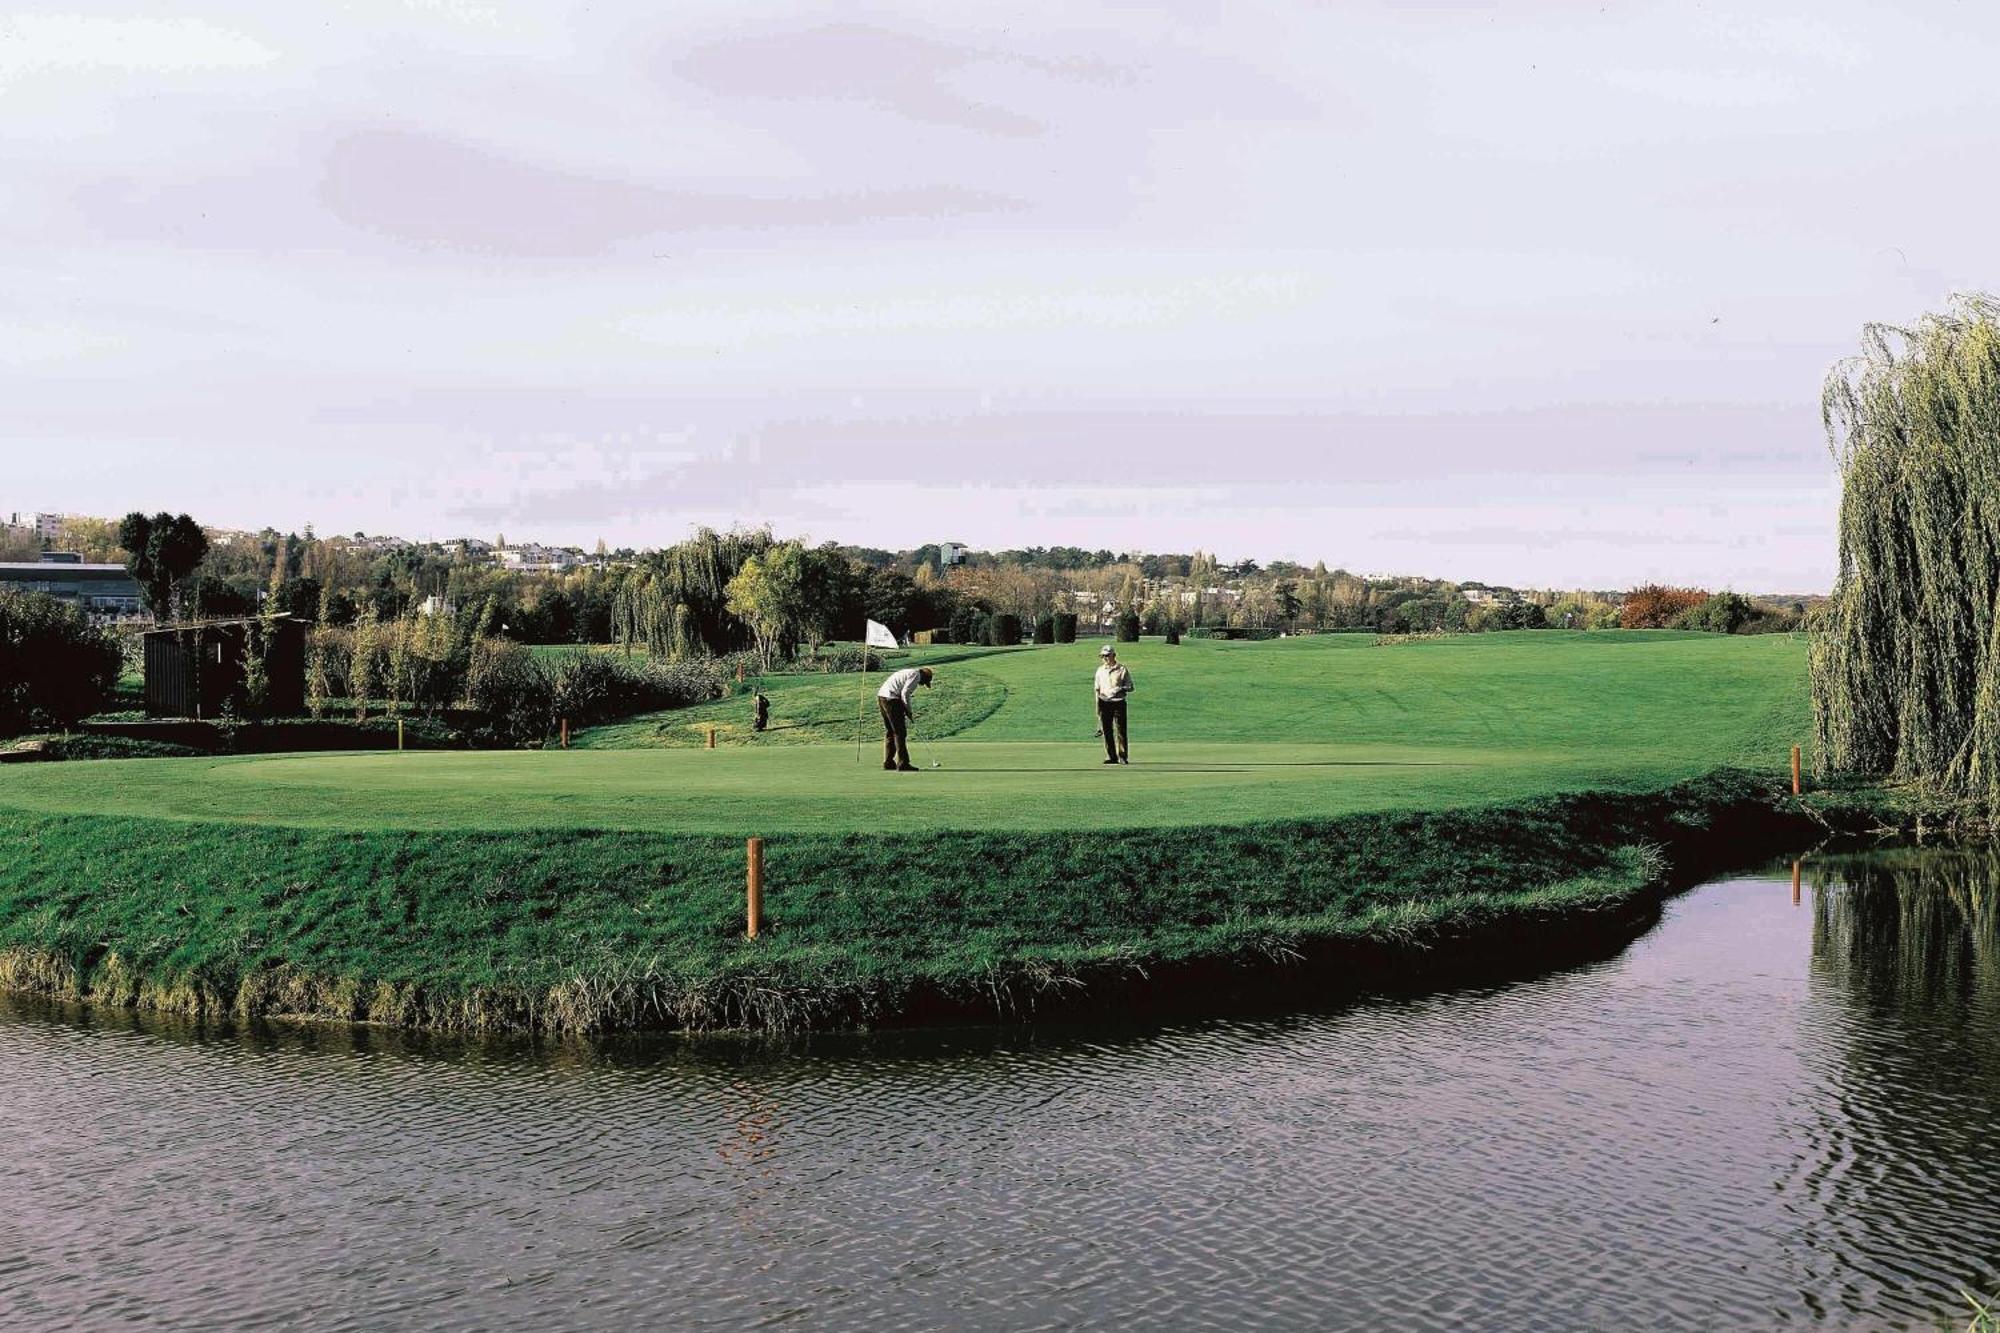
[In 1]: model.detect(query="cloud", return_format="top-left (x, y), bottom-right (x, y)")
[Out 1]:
top-left (0, 14), bottom-right (278, 82)
top-left (315, 128), bottom-right (1019, 256)
top-left (428, 401), bottom-right (1824, 526)
top-left (672, 23), bottom-right (1089, 137)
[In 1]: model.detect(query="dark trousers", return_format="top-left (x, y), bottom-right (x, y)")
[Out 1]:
top-left (1097, 697), bottom-right (1129, 762)
top-left (880, 696), bottom-right (912, 769)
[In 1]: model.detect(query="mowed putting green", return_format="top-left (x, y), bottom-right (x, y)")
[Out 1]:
top-left (0, 631), bottom-right (1809, 834)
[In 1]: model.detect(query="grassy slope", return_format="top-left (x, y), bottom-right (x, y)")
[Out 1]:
top-left (0, 772), bottom-right (1812, 1033)
top-left (0, 632), bottom-right (1810, 835)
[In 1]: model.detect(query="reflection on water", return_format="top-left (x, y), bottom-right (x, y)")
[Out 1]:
top-left (1, 850), bottom-right (1997, 1330)
top-left (1799, 849), bottom-right (2000, 1324)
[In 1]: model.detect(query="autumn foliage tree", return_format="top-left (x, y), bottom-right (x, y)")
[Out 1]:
top-left (1619, 585), bottom-right (1708, 629)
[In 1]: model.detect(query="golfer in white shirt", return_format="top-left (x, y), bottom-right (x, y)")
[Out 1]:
top-left (1094, 646), bottom-right (1134, 765)
top-left (877, 666), bottom-right (933, 771)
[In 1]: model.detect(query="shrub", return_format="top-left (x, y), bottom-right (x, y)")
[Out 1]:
top-left (547, 651), bottom-right (625, 723)
top-left (546, 651), bottom-right (730, 726)
top-left (465, 640), bottom-right (554, 745)
top-left (947, 605), bottom-right (983, 646)
top-left (988, 613), bottom-right (1023, 647)
top-left (3, 734), bottom-right (205, 762)
top-left (1054, 613), bottom-right (1079, 644)
top-left (812, 645), bottom-right (883, 674)
top-left (1739, 606), bottom-right (1802, 635)
top-left (1165, 626), bottom-right (1182, 645)
top-left (1621, 584), bottom-right (1708, 629)
top-left (1033, 615), bottom-right (1055, 645)
top-left (1115, 612), bottom-right (1141, 643)
top-left (1673, 592), bottom-right (1755, 634)
top-left (0, 590), bottom-right (122, 737)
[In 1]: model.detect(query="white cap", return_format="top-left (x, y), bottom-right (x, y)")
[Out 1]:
top-left (1100, 645), bottom-right (1117, 656)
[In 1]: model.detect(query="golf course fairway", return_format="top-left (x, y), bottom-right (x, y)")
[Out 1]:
top-left (0, 631), bottom-right (1810, 833)
top-left (0, 632), bottom-right (1832, 1034)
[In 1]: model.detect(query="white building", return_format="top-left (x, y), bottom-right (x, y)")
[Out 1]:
top-left (939, 541), bottom-right (968, 568)
top-left (496, 544), bottom-right (583, 574)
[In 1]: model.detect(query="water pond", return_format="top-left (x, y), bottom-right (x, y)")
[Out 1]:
top-left (3, 848), bottom-right (1997, 1330)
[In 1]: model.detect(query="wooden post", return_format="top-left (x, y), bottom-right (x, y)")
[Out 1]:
top-left (397, 718), bottom-right (405, 752)
top-left (746, 837), bottom-right (764, 938)
top-left (707, 726), bottom-right (717, 750)
top-left (1791, 745), bottom-right (1802, 796)
top-left (1791, 860), bottom-right (1802, 907)
top-left (561, 717), bottom-right (569, 749)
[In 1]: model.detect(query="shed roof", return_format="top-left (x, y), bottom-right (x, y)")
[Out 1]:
top-left (141, 613), bottom-right (299, 636)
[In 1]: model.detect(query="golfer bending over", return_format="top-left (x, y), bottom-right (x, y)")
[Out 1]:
top-left (878, 665), bottom-right (934, 771)
top-left (1094, 645), bottom-right (1134, 765)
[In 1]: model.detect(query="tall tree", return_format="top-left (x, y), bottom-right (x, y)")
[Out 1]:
top-left (1814, 295), bottom-right (2000, 799)
top-left (118, 512), bottom-right (210, 623)
top-left (613, 527), bottom-right (772, 658)
top-left (724, 542), bottom-right (810, 672)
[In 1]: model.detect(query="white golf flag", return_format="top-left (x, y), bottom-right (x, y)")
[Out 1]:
top-left (865, 619), bottom-right (899, 650)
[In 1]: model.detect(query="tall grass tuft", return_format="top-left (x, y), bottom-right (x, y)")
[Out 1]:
top-left (1813, 295), bottom-right (2000, 806)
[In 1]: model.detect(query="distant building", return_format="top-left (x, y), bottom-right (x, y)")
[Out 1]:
top-left (417, 594), bottom-right (457, 618)
top-left (939, 541), bottom-right (968, 568)
top-left (0, 554), bottom-right (144, 622)
top-left (34, 513), bottom-right (64, 546)
top-left (496, 544), bottom-right (582, 573)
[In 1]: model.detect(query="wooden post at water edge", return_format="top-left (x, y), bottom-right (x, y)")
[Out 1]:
top-left (746, 838), bottom-right (765, 939)
top-left (1792, 860), bottom-right (1802, 907)
top-left (1791, 745), bottom-right (1803, 797)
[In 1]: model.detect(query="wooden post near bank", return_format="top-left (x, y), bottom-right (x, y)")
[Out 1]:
top-left (1792, 859), bottom-right (1802, 907)
top-left (746, 837), bottom-right (764, 939)
top-left (1791, 745), bottom-right (1803, 796)
top-left (707, 726), bottom-right (717, 750)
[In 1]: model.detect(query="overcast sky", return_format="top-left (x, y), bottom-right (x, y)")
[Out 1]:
top-left (4, 2), bottom-right (1996, 590)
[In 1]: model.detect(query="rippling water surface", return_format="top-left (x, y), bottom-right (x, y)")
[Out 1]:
top-left (4, 851), bottom-right (1999, 1331)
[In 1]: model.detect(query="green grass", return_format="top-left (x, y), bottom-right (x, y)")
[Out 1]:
top-left (0, 631), bottom-right (1811, 834)
top-left (0, 631), bottom-right (1821, 1033)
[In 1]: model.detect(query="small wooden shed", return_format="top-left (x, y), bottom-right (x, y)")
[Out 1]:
top-left (143, 615), bottom-right (305, 720)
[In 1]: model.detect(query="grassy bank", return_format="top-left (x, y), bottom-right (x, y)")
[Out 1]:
top-left (0, 769), bottom-right (1832, 1034)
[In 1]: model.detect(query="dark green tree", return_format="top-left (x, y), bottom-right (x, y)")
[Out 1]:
top-left (119, 511), bottom-right (210, 623)
top-left (0, 590), bottom-right (122, 735)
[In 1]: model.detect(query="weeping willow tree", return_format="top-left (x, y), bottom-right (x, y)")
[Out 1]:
top-left (1814, 295), bottom-right (2000, 803)
top-left (612, 527), bottom-right (772, 658)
